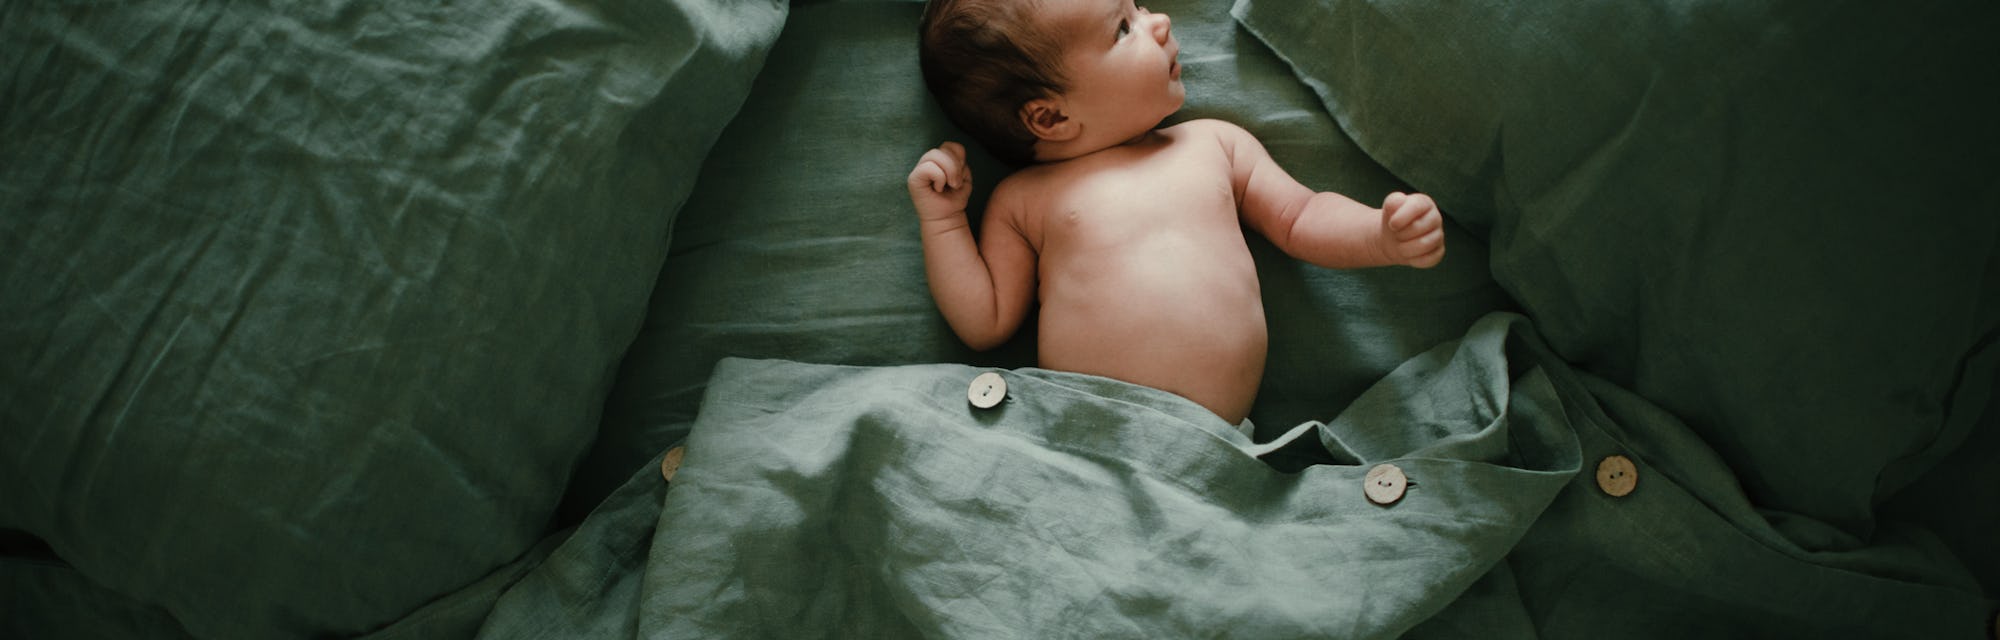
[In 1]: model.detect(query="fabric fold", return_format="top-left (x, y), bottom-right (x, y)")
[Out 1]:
top-left (635, 313), bottom-right (1580, 639)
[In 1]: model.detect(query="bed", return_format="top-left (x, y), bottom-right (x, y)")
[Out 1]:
top-left (3, 0), bottom-right (1995, 637)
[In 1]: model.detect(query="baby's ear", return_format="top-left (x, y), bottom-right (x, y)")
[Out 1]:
top-left (1020, 98), bottom-right (1079, 142)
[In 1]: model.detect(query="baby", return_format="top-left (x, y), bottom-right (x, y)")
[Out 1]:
top-left (908, 0), bottom-right (1445, 425)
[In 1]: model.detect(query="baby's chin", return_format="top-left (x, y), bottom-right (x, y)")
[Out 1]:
top-left (1160, 91), bottom-right (1187, 123)
top-left (1167, 80), bottom-right (1187, 108)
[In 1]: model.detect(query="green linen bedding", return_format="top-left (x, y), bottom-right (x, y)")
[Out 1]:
top-left (1232, 0), bottom-right (2000, 545)
top-left (0, 0), bottom-right (785, 636)
top-left (4, 0), bottom-right (1993, 636)
top-left (478, 314), bottom-right (1990, 638)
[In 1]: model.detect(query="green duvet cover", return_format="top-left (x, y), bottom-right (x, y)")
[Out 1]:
top-left (482, 314), bottom-right (1990, 638)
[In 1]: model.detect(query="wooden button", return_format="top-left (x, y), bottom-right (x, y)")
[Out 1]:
top-left (1364, 463), bottom-right (1407, 505)
top-left (660, 445), bottom-right (686, 483)
top-left (968, 371), bottom-right (1007, 409)
top-left (1596, 454), bottom-right (1638, 497)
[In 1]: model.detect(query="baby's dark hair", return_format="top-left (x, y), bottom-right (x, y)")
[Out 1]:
top-left (919, 0), bottom-right (1067, 166)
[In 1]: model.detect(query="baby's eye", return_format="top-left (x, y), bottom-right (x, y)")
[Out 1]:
top-left (1116, 19), bottom-right (1129, 39)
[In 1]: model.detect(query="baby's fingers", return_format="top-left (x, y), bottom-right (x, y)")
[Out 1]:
top-left (940, 142), bottom-right (973, 191)
top-left (1397, 207), bottom-right (1443, 240)
top-left (1386, 192), bottom-right (1435, 230)
top-left (919, 144), bottom-right (971, 189)
top-left (1413, 226), bottom-right (1447, 265)
top-left (907, 159), bottom-right (949, 193)
top-left (1407, 242), bottom-right (1445, 269)
top-left (1383, 192), bottom-right (1409, 223)
top-left (1413, 226), bottom-right (1445, 253)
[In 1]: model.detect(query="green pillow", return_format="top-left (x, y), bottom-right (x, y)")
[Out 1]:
top-left (560, 0), bottom-right (1515, 515)
top-left (1234, 0), bottom-right (2000, 538)
top-left (0, 0), bottom-right (784, 636)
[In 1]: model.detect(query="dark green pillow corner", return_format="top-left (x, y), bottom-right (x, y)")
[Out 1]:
top-left (0, 0), bottom-right (785, 636)
top-left (1233, 0), bottom-right (2000, 545)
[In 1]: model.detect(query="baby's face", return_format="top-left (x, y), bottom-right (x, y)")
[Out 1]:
top-left (1037, 0), bottom-right (1184, 146)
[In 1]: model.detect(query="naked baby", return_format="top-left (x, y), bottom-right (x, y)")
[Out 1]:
top-left (908, 0), bottom-right (1445, 425)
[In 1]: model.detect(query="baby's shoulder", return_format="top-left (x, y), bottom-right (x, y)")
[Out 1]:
top-left (993, 157), bottom-right (1074, 192)
top-left (991, 164), bottom-right (1040, 192)
top-left (989, 158), bottom-right (1091, 220)
top-left (1162, 120), bottom-right (1260, 164)
top-left (988, 168), bottom-right (1045, 211)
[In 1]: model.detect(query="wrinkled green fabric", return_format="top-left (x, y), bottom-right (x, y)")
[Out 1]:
top-left (564, 0), bottom-right (1513, 524)
top-left (10, 0), bottom-right (1991, 635)
top-left (1231, 0), bottom-right (2000, 542)
top-left (0, 0), bottom-right (785, 636)
top-left (485, 314), bottom-right (1992, 638)
top-left (648, 351), bottom-right (1568, 637)
top-left (0, 553), bottom-right (189, 640)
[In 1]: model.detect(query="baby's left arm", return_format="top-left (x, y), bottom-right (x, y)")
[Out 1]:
top-left (1211, 120), bottom-right (1444, 269)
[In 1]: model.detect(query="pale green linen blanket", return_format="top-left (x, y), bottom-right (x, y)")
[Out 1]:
top-left (476, 314), bottom-right (1989, 639)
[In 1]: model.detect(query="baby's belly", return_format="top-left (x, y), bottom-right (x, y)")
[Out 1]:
top-left (1037, 275), bottom-right (1267, 424)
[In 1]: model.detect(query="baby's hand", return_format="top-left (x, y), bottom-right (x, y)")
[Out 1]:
top-left (908, 141), bottom-right (974, 223)
top-left (1381, 192), bottom-right (1446, 268)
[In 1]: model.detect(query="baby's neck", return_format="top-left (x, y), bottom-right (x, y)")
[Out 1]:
top-left (1033, 128), bottom-right (1164, 163)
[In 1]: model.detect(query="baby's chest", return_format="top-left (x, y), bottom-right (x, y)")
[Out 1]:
top-left (1049, 166), bottom-right (1233, 228)
top-left (1031, 187), bottom-right (1240, 260)
top-left (1066, 182), bottom-right (1230, 229)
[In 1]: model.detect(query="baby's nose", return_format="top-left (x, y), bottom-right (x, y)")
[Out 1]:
top-left (1153, 12), bottom-right (1172, 40)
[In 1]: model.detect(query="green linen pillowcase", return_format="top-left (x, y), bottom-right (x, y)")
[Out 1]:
top-left (1233, 0), bottom-right (2000, 538)
top-left (559, 0), bottom-right (1515, 516)
top-left (0, 0), bottom-right (784, 636)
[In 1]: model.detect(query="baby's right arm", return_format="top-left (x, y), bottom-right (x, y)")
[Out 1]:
top-left (906, 142), bottom-right (1037, 351)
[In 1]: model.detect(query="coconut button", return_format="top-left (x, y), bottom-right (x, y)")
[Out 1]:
top-left (1596, 454), bottom-right (1638, 497)
top-left (1364, 463), bottom-right (1408, 505)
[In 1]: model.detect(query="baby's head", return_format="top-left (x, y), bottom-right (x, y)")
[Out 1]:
top-left (920, 0), bottom-right (1184, 165)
